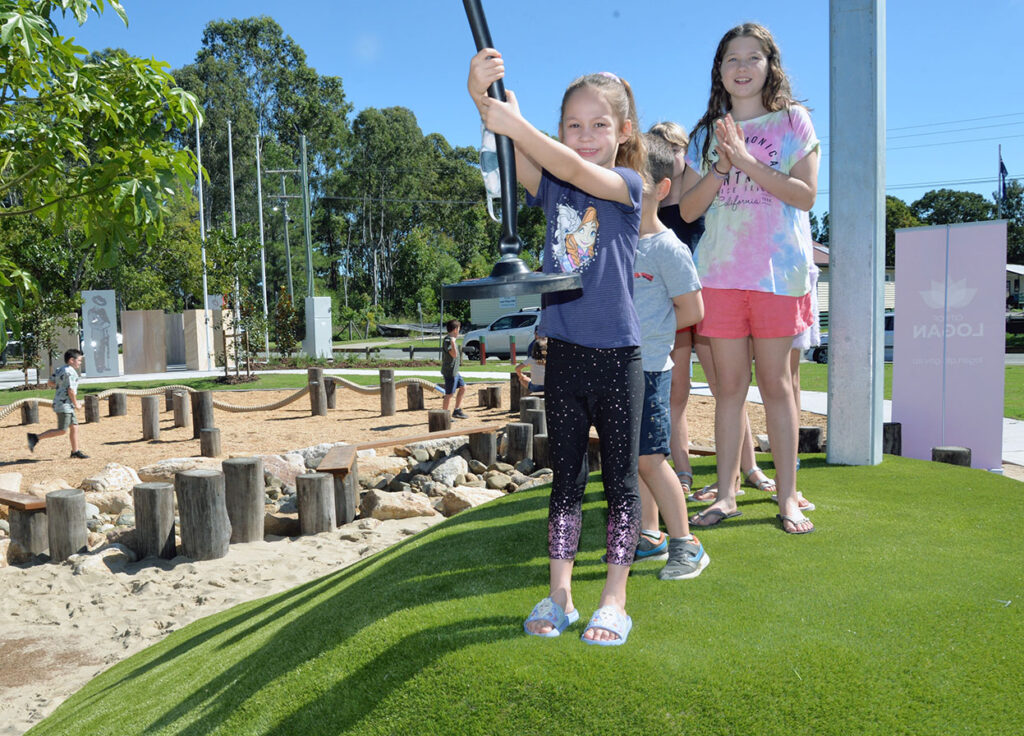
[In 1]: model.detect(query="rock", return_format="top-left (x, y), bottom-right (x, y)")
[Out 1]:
top-left (388, 479), bottom-right (411, 494)
top-left (464, 479), bottom-right (487, 488)
top-left (258, 453), bottom-right (308, 487)
top-left (514, 458), bottom-right (535, 475)
top-left (0, 519), bottom-right (8, 535)
top-left (485, 472), bottom-right (512, 490)
top-left (419, 480), bottom-right (442, 497)
top-left (356, 518), bottom-right (382, 531)
top-left (755, 434), bottom-right (771, 452)
top-left (264, 512), bottom-right (300, 537)
top-left (87, 531), bottom-right (107, 549)
top-left (69, 544), bottom-right (137, 575)
top-left (356, 448), bottom-right (377, 458)
top-left (408, 473), bottom-right (432, 490)
top-left (25, 478), bottom-right (72, 499)
top-left (115, 508), bottom-right (136, 527)
top-left (84, 502), bottom-right (101, 519)
top-left (138, 457), bottom-right (221, 483)
top-left (516, 476), bottom-right (553, 491)
top-left (79, 463), bottom-right (141, 494)
top-left (404, 436), bottom-right (469, 460)
top-left (411, 448), bottom-right (431, 463)
top-left (431, 455), bottom-right (468, 487)
top-left (468, 459), bottom-right (488, 474)
top-left (359, 490), bottom-right (440, 520)
top-left (0, 538), bottom-right (9, 567)
top-left (440, 486), bottom-right (504, 516)
top-left (509, 471), bottom-right (531, 486)
top-left (492, 461), bottom-right (515, 474)
top-left (357, 455), bottom-right (409, 478)
top-left (277, 494), bottom-right (298, 514)
top-left (88, 490), bottom-right (134, 515)
top-left (294, 442), bottom-right (348, 470)
top-left (372, 474), bottom-right (394, 490)
top-left (0, 472), bottom-right (22, 493)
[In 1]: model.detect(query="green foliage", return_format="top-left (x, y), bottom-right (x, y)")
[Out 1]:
top-left (271, 286), bottom-right (300, 357)
top-left (884, 195), bottom-right (921, 267)
top-left (999, 180), bottom-right (1024, 263)
top-left (911, 187), bottom-right (995, 225)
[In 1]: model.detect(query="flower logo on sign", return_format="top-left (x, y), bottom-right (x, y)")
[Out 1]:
top-left (919, 279), bottom-right (977, 310)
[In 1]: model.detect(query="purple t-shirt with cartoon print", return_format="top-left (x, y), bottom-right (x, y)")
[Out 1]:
top-left (526, 166), bottom-right (643, 349)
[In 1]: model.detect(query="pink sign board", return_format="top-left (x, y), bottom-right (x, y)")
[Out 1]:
top-left (892, 221), bottom-right (1006, 470)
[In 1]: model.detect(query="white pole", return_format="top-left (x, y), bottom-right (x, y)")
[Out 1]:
top-left (227, 119), bottom-right (240, 343)
top-left (255, 134), bottom-right (270, 361)
top-left (196, 117), bottom-right (212, 371)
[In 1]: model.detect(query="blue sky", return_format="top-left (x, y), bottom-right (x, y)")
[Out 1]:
top-left (58, 0), bottom-right (1024, 221)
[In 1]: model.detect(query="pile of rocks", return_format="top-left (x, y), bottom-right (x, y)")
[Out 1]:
top-left (0, 433), bottom-right (552, 566)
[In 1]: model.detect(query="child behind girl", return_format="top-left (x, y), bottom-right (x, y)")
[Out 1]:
top-left (469, 49), bottom-right (645, 644)
top-left (679, 23), bottom-right (820, 535)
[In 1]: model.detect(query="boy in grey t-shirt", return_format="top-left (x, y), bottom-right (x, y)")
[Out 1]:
top-left (27, 348), bottom-right (89, 458)
top-left (630, 134), bottom-right (706, 580)
top-left (440, 319), bottom-right (467, 419)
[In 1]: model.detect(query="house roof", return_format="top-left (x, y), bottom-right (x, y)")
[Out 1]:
top-left (812, 243), bottom-right (829, 266)
top-left (1008, 264), bottom-right (1024, 276)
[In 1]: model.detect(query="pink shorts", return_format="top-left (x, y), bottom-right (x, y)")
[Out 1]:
top-left (697, 287), bottom-right (813, 340)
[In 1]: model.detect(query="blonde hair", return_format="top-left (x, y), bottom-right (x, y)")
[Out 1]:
top-left (559, 73), bottom-right (647, 176)
top-left (648, 121), bottom-right (689, 151)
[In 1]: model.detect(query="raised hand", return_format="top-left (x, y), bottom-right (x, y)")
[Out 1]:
top-left (468, 48), bottom-right (505, 113)
top-left (714, 114), bottom-right (754, 172)
top-left (480, 88), bottom-right (523, 138)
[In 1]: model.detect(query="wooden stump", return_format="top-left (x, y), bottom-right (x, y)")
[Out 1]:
top-left (222, 457), bottom-right (265, 543)
top-left (191, 390), bottom-right (214, 439)
top-left (524, 408), bottom-right (547, 437)
top-left (45, 488), bottom-right (86, 562)
top-left (519, 396), bottom-right (541, 421)
top-left (141, 395), bottom-right (160, 441)
top-left (133, 482), bottom-right (176, 559)
top-left (108, 392), bottom-right (127, 417)
top-left (8, 508), bottom-right (47, 558)
top-left (883, 422), bottom-right (902, 455)
top-left (335, 457), bottom-right (359, 526)
top-left (506, 422), bottom-right (534, 464)
top-left (587, 436), bottom-right (602, 472)
top-left (175, 469), bottom-right (231, 561)
top-left (797, 426), bottom-right (823, 453)
top-left (297, 473), bottom-right (335, 535)
top-left (380, 369), bottom-right (396, 417)
top-left (469, 431), bottom-right (498, 466)
top-left (173, 391), bottom-right (191, 429)
top-left (428, 409), bottom-right (451, 432)
top-left (325, 379), bottom-right (336, 409)
top-left (486, 386), bottom-right (503, 410)
top-left (20, 401), bottom-right (38, 425)
top-left (84, 395), bottom-right (101, 424)
top-left (406, 382), bottom-right (424, 411)
top-left (477, 388), bottom-right (490, 407)
top-left (932, 446), bottom-right (971, 467)
top-left (200, 428), bottom-right (221, 458)
top-left (164, 388), bottom-right (175, 411)
top-left (309, 380), bottom-right (328, 417)
top-left (533, 434), bottom-right (551, 470)
top-left (509, 374), bottom-right (522, 412)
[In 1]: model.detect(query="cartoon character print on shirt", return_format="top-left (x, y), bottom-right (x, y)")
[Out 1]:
top-left (553, 203), bottom-right (599, 273)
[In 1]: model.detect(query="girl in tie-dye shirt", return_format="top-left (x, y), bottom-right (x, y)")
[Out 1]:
top-left (679, 23), bottom-right (820, 536)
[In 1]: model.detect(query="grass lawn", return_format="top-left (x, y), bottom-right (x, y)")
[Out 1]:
top-left (32, 455), bottom-right (1023, 735)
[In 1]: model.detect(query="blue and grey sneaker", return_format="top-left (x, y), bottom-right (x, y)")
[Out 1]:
top-left (657, 535), bottom-right (710, 580)
top-left (603, 530), bottom-right (668, 564)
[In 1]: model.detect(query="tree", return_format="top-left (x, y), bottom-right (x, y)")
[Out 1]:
top-left (885, 196), bottom-right (921, 268)
top-left (910, 188), bottom-right (994, 225)
top-left (0, 0), bottom-right (201, 346)
top-left (999, 180), bottom-right (1024, 264)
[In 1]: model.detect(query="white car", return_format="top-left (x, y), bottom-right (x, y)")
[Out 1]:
top-left (808, 312), bottom-right (894, 363)
top-left (461, 308), bottom-right (540, 360)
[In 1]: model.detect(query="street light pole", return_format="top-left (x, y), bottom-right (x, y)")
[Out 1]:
top-left (255, 134), bottom-right (270, 361)
top-left (300, 135), bottom-right (314, 299)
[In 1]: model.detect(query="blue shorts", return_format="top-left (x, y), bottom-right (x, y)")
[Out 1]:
top-left (638, 370), bottom-right (671, 456)
top-left (527, 381), bottom-right (544, 394)
top-left (442, 373), bottom-right (466, 395)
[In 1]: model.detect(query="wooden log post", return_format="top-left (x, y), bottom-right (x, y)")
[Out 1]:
top-left (533, 434), bottom-right (551, 470)
top-left (200, 428), bottom-right (221, 458)
top-left (932, 446), bottom-right (971, 467)
top-left (797, 426), bottom-right (823, 453)
top-left (108, 392), bottom-right (127, 417)
top-left (191, 390), bottom-right (214, 439)
top-left (406, 382), bottom-right (424, 410)
top-left (297, 472), bottom-right (335, 535)
top-left (509, 374), bottom-right (522, 412)
top-left (506, 422), bottom-right (534, 465)
top-left (380, 369), bottom-right (396, 417)
top-left (133, 482), bottom-right (176, 559)
top-left (325, 378), bottom-right (337, 409)
top-left (587, 436), bottom-right (601, 472)
top-left (335, 457), bottom-right (359, 526)
top-left (84, 395), bottom-right (101, 424)
top-left (524, 408), bottom-right (547, 438)
top-left (477, 388), bottom-right (490, 408)
top-left (20, 401), bottom-right (38, 425)
top-left (469, 431), bottom-right (498, 466)
top-left (222, 457), bottom-right (265, 543)
top-left (883, 422), bottom-right (902, 455)
top-left (164, 388), bottom-right (175, 411)
top-left (173, 390), bottom-right (191, 429)
top-left (8, 508), bottom-right (48, 558)
top-left (519, 396), bottom-right (541, 421)
top-left (141, 395), bottom-right (160, 441)
top-left (486, 385), bottom-right (503, 410)
top-left (175, 469), bottom-right (231, 561)
top-left (428, 409), bottom-right (451, 432)
top-left (45, 488), bottom-right (87, 562)
top-left (308, 368), bottom-right (327, 416)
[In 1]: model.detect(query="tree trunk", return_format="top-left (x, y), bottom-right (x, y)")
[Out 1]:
top-left (200, 428), bottom-right (221, 458)
top-left (133, 482), bottom-right (176, 559)
top-left (222, 457), bottom-right (265, 543)
top-left (297, 473), bottom-right (335, 535)
top-left (45, 488), bottom-right (86, 563)
top-left (379, 369), bottom-right (396, 416)
top-left (108, 392), bottom-right (127, 417)
top-left (173, 391), bottom-right (191, 428)
top-left (191, 390), bottom-right (214, 439)
top-left (141, 395), bottom-right (160, 441)
top-left (175, 469), bottom-right (231, 561)
top-left (506, 423), bottom-right (534, 465)
top-left (21, 401), bottom-right (38, 425)
top-left (428, 410), bottom-right (450, 432)
top-left (469, 432), bottom-right (497, 466)
top-left (84, 395), bottom-right (100, 424)
top-left (406, 382), bottom-right (424, 410)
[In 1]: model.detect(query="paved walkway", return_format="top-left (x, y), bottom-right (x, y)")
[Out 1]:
top-left (5, 366), bottom-right (1021, 467)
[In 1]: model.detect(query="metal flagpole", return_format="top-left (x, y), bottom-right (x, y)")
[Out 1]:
top-left (255, 134), bottom-right (270, 361)
top-left (227, 120), bottom-right (241, 338)
top-left (998, 144), bottom-right (1003, 219)
top-left (196, 117), bottom-right (212, 371)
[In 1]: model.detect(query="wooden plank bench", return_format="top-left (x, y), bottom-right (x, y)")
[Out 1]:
top-left (0, 490), bottom-right (48, 558)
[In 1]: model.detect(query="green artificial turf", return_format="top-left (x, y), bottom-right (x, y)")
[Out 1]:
top-left (30, 455), bottom-right (1023, 736)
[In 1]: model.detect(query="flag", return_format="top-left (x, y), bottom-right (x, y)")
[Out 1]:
top-left (1000, 154), bottom-right (1009, 202)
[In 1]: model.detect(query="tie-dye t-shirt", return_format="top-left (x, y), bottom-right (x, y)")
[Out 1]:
top-left (684, 106), bottom-right (819, 296)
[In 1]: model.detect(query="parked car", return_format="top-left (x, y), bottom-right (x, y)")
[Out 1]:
top-left (461, 308), bottom-right (540, 360)
top-left (808, 312), bottom-right (894, 364)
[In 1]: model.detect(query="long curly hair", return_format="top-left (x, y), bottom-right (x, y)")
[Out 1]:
top-left (690, 23), bottom-right (800, 169)
top-left (560, 73), bottom-right (647, 177)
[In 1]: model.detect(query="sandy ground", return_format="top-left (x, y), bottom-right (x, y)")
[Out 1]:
top-left (0, 381), bottom-right (826, 735)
